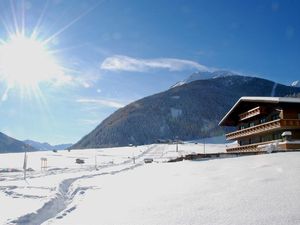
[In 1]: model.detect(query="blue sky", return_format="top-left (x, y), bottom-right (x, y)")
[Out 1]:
top-left (0, 0), bottom-right (299, 144)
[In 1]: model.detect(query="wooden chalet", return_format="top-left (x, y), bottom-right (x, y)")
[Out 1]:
top-left (219, 97), bottom-right (300, 153)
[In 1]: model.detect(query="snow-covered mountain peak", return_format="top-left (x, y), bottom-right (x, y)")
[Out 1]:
top-left (291, 80), bottom-right (300, 87)
top-left (171, 70), bottom-right (239, 88)
top-left (23, 139), bottom-right (72, 151)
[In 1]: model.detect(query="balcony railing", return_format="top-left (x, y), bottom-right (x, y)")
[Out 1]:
top-left (226, 143), bottom-right (259, 153)
top-left (280, 119), bottom-right (300, 127)
top-left (239, 106), bottom-right (265, 121)
top-left (226, 140), bottom-right (278, 153)
top-left (226, 119), bottom-right (300, 140)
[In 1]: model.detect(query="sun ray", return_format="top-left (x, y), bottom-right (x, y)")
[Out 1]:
top-left (0, 0), bottom-right (104, 103)
top-left (0, 14), bottom-right (12, 38)
top-left (21, 0), bottom-right (25, 36)
top-left (1, 86), bottom-right (11, 102)
top-left (31, 0), bottom-right (50, 40)
top-left (9, 0), bottom-right (20, 35)
top-left (0, 1), bottom-right (16, 38)
top-left (48, 43), bottom-right (89, 54)
top-left (43, 0), bottom-right (104, 45)
top-left (31, 84), bottom-right (51, 115)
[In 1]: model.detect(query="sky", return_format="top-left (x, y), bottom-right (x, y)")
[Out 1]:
top-left (0, 0), bottom-right (299, 144)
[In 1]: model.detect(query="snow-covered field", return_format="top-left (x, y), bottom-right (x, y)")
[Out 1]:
top-left (1, 143), bottom-right (300, 225)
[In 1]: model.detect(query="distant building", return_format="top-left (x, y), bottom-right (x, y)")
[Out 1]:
top-left (219, 97), bottom-right (300, 152)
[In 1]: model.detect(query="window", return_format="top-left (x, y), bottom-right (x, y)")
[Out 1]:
top-left (261, 134), bottom-right (272, 142)
top-left (240, 139), bottom-right (249, 146)
top-left (298, 113), bottom-right (300, 119)
top-left (260, 117), bottom-right (267, 124)
top-left (273, 133), bottom-right (282, 140)
top-left (249, 122), bottom-right (255, 127)
top-left (240, 124), bottom-right (247, 130)
top-left (271, 114), bottom-right (280, 121)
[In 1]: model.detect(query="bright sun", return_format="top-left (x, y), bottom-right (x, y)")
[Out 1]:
top-left (0, 34), bottom-right (63, 88)
top-left (0, 0), bottom-right (96, 101)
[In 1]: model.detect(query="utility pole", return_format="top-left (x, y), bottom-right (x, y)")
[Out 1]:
top-left (94, 154), bottom-right (97, 170)
top-left (132, 151), bottom-right (135, 164)
top-left (176, 136), bottom-right (179, 152)
top-left (23, 150), bottom-right (27, 180)
top-left (203, 137), bottom-right (206, 154)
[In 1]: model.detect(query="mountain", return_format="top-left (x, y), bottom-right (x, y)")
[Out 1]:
top-left (171, 70), bottom-right (236, 88)
top-left (71, 72), bottom-right (300, 149)
top-left (53, 143), bottom-right (73, 150)
top-left (23, 140), bottom-right (72, 151)
top-left (0, 132), bottom-right (36, 153)
top-left (291, 80), bottom-right (300, 87)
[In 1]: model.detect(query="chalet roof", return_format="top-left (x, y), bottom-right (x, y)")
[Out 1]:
top-left (219, 97), bottom-right (300, 126)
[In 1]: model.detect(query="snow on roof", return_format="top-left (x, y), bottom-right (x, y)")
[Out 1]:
top-left (238, 96), bottom-right (300, 104)
top-left (219, 96), bottom-right (300, 126)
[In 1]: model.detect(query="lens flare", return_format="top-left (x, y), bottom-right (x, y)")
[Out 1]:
top-left (0, 0), bottom-right (101, 101)
top-left (0, 34), bottom-right (63, 88)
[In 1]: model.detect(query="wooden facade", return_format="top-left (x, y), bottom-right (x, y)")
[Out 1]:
top-left (219, 97), bottom-right (300, 153)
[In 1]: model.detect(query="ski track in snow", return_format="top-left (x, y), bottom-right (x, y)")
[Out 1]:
top-left (7, 145), bottom-right (159, 225)
top-left (271, 82), bottom-right (278, 97)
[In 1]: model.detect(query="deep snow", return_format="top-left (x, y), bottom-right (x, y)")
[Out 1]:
top-left (1, 143), bottom-right (299, 225)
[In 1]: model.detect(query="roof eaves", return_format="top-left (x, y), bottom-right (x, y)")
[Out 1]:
top-left (218, 97), bottom-right (243, 126)
top-left (218, 96), bottom-right (300, 126)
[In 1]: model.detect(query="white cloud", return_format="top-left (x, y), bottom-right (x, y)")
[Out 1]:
top-left (76, 98), bottom-right (125, 108)
top-left (69, 66), bottom-right (101, 88)
top-left (100, 55), bottom-right (212, 72)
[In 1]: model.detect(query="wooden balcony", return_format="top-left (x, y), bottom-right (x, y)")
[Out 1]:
top-left (226, 140), bottom-right (277, 153)
top-left (280, 119), bottom-right (300, 127)
top-left (226, 119), bottom-right (300, 140)
top-left (239, 106), bottom-right (266, 121)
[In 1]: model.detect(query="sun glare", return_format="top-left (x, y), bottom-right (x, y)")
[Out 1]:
top-left (0, 0), bottom-right (99, 101)
top-left (0, 34), bottom-right (63, 88)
